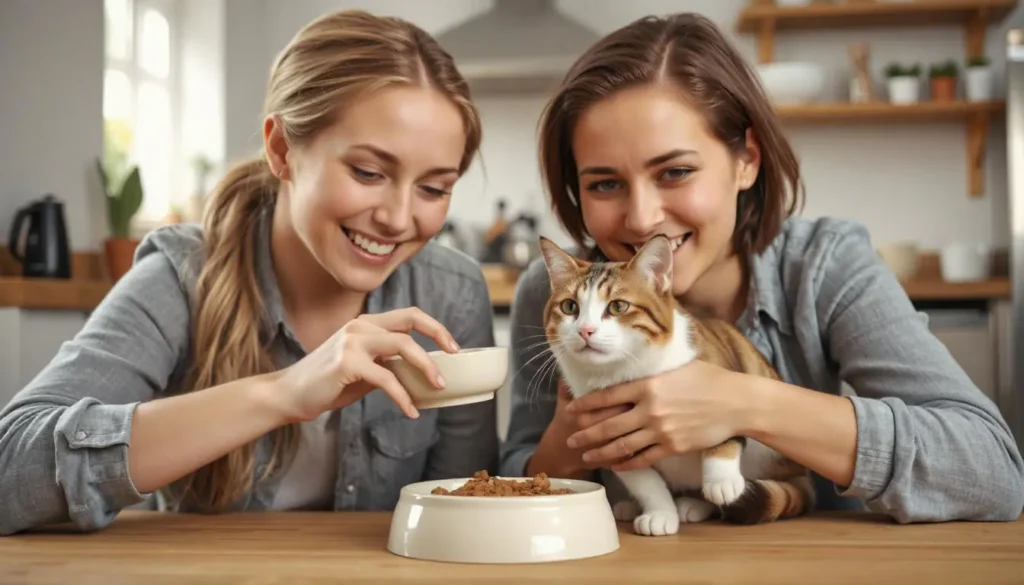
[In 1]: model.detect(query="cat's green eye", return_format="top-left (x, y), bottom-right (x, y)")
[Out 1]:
top-left (559, 299), bottom-right (579, 315)
top-left (607, 300), bottom-right (630, 315)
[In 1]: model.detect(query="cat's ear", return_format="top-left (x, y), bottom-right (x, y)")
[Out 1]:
top-left (628, 235), bottom-right (673, 295)
top-left (539, 236), bottom-right (581, 290)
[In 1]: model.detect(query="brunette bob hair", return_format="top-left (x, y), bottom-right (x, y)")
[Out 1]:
top-left (538, 13), bottom-right (804, 258)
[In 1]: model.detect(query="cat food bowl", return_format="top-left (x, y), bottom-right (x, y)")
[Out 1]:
top-left (386, 474), bottom-right (620, 564)
top-left (382, 347), bottom-right (508, 409)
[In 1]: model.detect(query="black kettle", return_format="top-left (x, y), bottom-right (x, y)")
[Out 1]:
top-left (8, 194), bottom-right (71, 279)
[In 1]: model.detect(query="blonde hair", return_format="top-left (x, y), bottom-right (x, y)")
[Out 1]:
top-left (176, 9), bottom-right (482, 512)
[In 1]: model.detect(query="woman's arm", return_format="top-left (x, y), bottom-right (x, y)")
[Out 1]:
top-left (423, 268), bottom-right (500, 479)
top-left (750, 224), bottom-right (1023, 523)
top-left (0, 252), bottom-right (287, 535)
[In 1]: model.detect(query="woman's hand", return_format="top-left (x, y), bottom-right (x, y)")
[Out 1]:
top-left (526, 378), bottom-right (631, 478)
top-left (271, 307), bottom-right (460, 423)
top-left (564, 360), bottom-right (753, 471)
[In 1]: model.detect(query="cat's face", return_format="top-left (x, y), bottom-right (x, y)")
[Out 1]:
top-left (540, 236), bottom-right (677, 368)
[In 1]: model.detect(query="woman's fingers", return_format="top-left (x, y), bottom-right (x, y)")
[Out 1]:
top-left (581, 428), bottom-right (658, 466)
top-left (575, 404), bottom-right (631, 430)
top-left (566, 406), bottom-right (645, 450)
top-left (352, 360), bottom-right (419, 419)
top-left (359, 308), bottom-right (459, 353)
top-left (361, 332), bottom-right (446, 390)
top-left (611, 444), bottom-right (672, 472)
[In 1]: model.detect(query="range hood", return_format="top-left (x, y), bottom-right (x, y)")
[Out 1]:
top-left (435, 0), bottom-right (600, 94)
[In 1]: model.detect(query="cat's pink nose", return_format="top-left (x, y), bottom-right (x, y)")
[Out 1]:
top-left (578, 326), bottom-right (596, 341)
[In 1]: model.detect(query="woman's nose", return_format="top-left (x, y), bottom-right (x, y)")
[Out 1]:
top-left (371, 187), bottom-right (413, 235)
top-left (623, 183), bottom-right (665, 236)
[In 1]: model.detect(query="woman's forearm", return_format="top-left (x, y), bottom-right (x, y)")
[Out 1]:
top-left (526, 422), bottom-right (592, 480)
top-left (127, 372), bottom-right (287, 494)
top-left (740, 374), bottom-right (857, 489)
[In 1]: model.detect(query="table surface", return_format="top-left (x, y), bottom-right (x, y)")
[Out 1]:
top-left (1, 511), bottom-right (1022, 584)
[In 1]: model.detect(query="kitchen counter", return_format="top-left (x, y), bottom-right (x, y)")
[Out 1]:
top-left (2, 510), bottom-right (1020, 583)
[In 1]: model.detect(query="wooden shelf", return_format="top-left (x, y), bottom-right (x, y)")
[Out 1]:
top-left (736, 0), bottom-right (1014, 198)
top-left (0, 277), bottom-right (111, 311)
top-left (739, 0), bottom-right (1013, 62)
top-left (773, 100), bottom-right (1002, 195)
top-left (901, 277), bottom-right (1010, 301)
top-left (738, 0), bottom-right (1017, 34)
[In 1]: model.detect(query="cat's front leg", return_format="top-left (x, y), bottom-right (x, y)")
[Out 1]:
top-left (701, 438), bottom-right (748, 506)
top-left (612, 468), bottom-right (679, 536)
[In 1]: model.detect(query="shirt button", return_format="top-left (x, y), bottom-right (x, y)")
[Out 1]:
top-left (345, 484), bottom-right (355, 493)
top-left (74, 431), bottom-right (88, 440)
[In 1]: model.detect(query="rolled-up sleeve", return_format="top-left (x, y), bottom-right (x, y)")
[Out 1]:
top-left (817, 224), bottom-right (1024, 522)
top-left (423, 268), bottom-right (500, 480)
top-left (499, 258), bottom-right (556, 478)
top-left (0, 252), bottom-right (191, 535)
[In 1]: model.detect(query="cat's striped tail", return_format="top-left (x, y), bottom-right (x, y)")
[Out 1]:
top-left (720, 475), bottom-right (816, 525)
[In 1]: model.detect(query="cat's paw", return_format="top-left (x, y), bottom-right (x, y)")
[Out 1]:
top-left (633, 509), bottom-right (680, 536)
top-left (612, 500), bottom-right (640, 522)
top-left (702, 475), bottom-right (747, 506)
top-left (675, 496), bottom-right (717, 523)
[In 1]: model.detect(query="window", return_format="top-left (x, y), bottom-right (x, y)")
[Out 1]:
top-left (103, 0), bottom-right (179, 225)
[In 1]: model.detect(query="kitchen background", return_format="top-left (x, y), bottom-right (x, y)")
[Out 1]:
top-left (0, 0), bottom-right (1020, 443)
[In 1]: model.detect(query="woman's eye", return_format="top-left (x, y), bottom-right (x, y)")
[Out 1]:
top-left (585, 179), bottom-right (621, 193)
top-left (560, 299), bottom-right (579, 315)
top-left (607, 300), bottom-right (630, 315)
top-left (420, 185), bottom-right (450, 197)
top-left (351, 166), bottom-right (383, 181)
top-left (660, 167), bottom-right (693, 181)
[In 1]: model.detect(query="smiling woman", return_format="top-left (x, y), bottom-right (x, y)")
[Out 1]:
top-left (0, 9), bottom-right (499, 536)
top-left (502, 12), bottom-right (1023, 531)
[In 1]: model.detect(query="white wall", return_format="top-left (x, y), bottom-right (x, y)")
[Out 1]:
top-left (224, 0), bottom-right (1024, 252)
top-left (0, 0), bottom-right (106, 251)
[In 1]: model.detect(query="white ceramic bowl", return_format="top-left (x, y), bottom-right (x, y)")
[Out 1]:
top-left (877, 241), bottom-right (920, 281)
top-left (382, 346), bottom-right (508, 409)
top-left (755, 61), bottom-right (825, 105)
top-left (940, 243), bottom-right (992, 282)
top-left (387, 476), bottom-right (620, 564)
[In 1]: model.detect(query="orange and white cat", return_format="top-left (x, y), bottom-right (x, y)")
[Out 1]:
top-left (539, 235), bottom-right (814, 536)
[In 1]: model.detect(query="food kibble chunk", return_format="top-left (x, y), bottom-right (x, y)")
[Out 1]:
top-left (431, 470), bottom-right (573, 496)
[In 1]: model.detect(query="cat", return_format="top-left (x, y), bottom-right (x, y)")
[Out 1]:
top-left (538, 234), bottom-right (815, 537)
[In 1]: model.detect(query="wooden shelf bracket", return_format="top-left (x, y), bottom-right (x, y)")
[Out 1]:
top-left (967, 111), bottom-right (990, 197)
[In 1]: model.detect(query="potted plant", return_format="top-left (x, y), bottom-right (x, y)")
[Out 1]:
top-left (928, 59), bottom-right (959, 102)
top-left (965, 55), bottom-right (993, 102)
top-left (885, 62), bottom-right (921, 104)
top-left (95, 158), bottom-right (143, 282)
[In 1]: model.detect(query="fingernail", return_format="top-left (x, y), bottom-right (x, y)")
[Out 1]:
top-left (436, 374), bottom-right (447, 388)
top-left (582, 452), bottom-right (592, 462)
top-left (565, 402), bottom-right (576, 413)
top-left (566, 436), bottom-right (577, 449)
top-left (409, 408), bottom-right (420, 419)
top-left (449, 339), bottom-right (460, 352)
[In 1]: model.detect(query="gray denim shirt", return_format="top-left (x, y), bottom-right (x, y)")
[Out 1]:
top-left (0, 207), bottom-right (499, 535)
top-left (501, 216), bottom-right (1024, 523)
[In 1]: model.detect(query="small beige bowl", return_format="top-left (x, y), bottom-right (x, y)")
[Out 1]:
top-left (386, 476), bottom-right (620, 564)
top-left (383, 346), bottom-right (508, 409)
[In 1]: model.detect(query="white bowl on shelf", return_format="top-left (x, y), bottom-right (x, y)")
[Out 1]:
top-left (382, 346), bottom-right (508, 409)
top-left (386, 476), bottom-right (620, 564)
top-left (756, 61), bottom-right (826, 105)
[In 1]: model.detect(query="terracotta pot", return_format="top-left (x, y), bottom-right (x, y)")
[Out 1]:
top-left (105, 237), bottom-right (140, 282)
top-left (930, 76), bottom-right (957, 101)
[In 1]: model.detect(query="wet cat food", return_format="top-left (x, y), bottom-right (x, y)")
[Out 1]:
top-left (430, 470), bottom-right (573, 497)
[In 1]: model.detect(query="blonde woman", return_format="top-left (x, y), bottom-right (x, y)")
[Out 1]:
top-left (0, 10), bottom-right (496, 535)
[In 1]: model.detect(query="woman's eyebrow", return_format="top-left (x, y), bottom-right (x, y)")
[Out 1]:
top-left (578, 149), bottom-right (697, 176)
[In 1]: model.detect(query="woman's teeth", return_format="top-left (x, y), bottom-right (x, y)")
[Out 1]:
top-left (631, 233), bottom-right (690, 252)
top-left (345, 229), bottom-right (396, 256)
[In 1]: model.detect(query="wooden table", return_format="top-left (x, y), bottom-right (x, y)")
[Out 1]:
top-left (1, 511), bottom-right (1021, 584)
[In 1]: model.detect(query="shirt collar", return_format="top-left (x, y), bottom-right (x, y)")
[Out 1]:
top-left (254, 205), bottom-right (287, 337)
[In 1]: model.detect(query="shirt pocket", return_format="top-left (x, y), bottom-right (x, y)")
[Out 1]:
top-left (366, 412), bottom-right (440, 508)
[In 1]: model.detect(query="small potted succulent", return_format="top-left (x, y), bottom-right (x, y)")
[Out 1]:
top-left (96, 158), bottom-right (143, 282)
top-left (928, 59), bottom-right (959, 102)
top-left (885, 62), bottom-right (921, 104)
top-left (965, 55), bottom-right (993, 102)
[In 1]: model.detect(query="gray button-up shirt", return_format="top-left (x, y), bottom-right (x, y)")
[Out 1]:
top-left (0, 208), bottom-right (499, 535)
top-left (501, 216), bottom-right (1024, 523)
